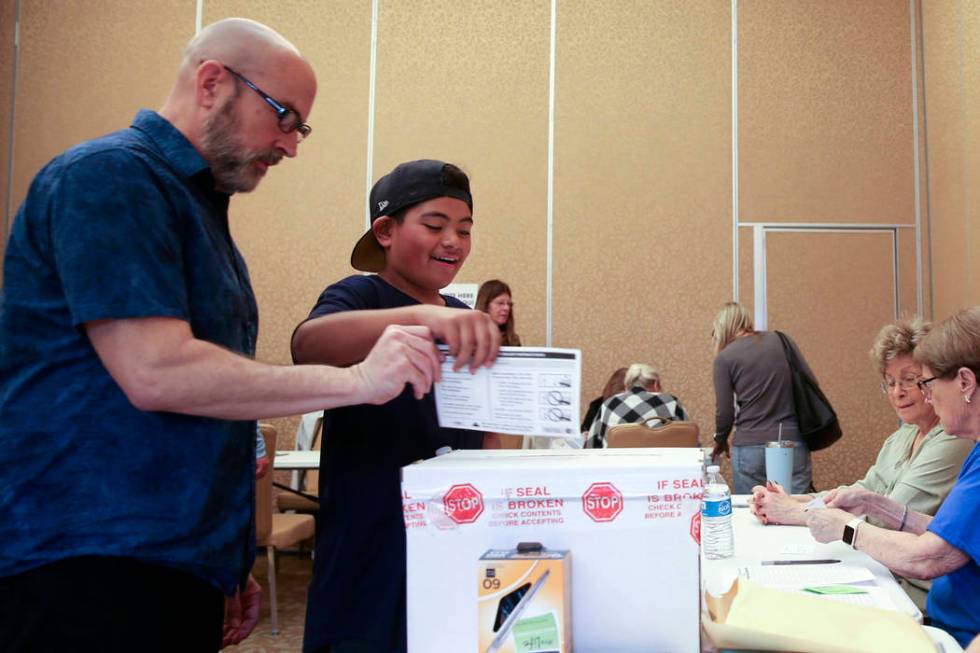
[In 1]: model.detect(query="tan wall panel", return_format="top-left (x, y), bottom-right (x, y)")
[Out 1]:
top-left (921, 0), bottom-right (979, 317)
top-left (372, 0), bottom-right (551, 348)
top-left (0, 0), bottom-right (15, 280)
top-left (206, 1), bottom-right (374, 447)
top-left (554, 0), bottom-right (731, 439)
top-left (12, 1), bottom-right (194, 212)
top-left (897, 229), bottom-right (918, 317)
top-left (767, 232), bottom-right (897, 490)
top-left (740, 0), bottom-right (915, 222)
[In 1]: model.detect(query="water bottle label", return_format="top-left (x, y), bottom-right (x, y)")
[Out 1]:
top-left (701, 497), bottom-right (732, 518)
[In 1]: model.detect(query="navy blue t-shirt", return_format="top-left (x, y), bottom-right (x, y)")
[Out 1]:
top-left (0, 110), bottom-right (258, 594)
top-left (301, 274), bottom-right (483, 653)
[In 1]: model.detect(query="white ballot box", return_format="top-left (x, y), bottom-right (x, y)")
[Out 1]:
top-left (403, 449), bottom-right (704, 653)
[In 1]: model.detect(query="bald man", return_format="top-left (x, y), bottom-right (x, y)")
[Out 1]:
top-left (0, 18), bottom-right (444, 652)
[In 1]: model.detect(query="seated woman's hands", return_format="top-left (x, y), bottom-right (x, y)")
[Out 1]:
top-left (805, 507), bottom-right (854, 544)
top-left (823, 486), bottom-right (876, 514)
top-left (749, 481), bottom-right (808, 526)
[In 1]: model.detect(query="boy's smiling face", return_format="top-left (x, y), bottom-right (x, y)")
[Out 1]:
top-left (375, 196), bottom-right (473, 301)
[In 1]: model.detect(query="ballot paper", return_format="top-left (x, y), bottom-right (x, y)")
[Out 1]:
top-left (778, 543), bottom-right (817, 556)
top-left (739, 563), bottom-right (875, 588)
top-left (434, 346), bottom-right (582, 437)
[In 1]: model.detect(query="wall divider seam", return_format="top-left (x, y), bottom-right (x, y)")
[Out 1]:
top-left (909, 0), bottom-right (924, 318)
top-left (364, 0), bottom-right (379, 233)
top-left (915, 0), bottom-right (935, 320)
top-left (545, 0), bottom-right (556, 347)
top-left (730, 0), bottom-right (739, 303)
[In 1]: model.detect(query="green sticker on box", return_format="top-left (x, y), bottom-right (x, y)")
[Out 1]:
top-left (512, 612), bottom-right (559, 653)
top-left (803, 584), bottom-right (869, 595)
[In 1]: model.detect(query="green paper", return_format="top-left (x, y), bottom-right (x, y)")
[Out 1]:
top-left (512, 612), bottom-right (560, 653)
top-left (803, 584), bottom-right (869, 595)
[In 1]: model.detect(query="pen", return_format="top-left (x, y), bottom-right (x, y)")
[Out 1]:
top-left (761, 559), bottom-right (841, 565)
top-left (486, 569), bottom-right (550, 653)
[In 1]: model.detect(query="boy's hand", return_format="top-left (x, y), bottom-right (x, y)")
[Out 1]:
top-left (353, 325), bottom-right (442, 402)
top-left (416, 305), bottom-right (501, 372)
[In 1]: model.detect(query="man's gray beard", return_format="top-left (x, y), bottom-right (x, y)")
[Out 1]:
top-left (200, 99), bottom-right (261, 194)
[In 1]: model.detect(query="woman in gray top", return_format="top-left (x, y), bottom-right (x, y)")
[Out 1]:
top-left (710, 302), bottom-right (815, 493)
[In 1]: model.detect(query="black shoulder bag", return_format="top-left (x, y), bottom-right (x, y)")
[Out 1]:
top-left (774, 331), bottom-right (842, 451)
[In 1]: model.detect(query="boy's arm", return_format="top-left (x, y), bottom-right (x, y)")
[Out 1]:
top-left (292, 304), bottom-right (501, 372)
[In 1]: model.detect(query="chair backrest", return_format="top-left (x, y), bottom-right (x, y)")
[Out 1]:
top-left (606, 419), bottom-right (700, 448)
top-left (255, 423), bottom-right (277, 545)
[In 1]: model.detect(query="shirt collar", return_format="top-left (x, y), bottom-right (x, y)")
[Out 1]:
top-left (131, 109), bottom-right (211, 179)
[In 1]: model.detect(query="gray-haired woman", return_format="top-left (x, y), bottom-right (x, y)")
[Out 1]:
top-left (752, 317), bottom-right (972, 526)
top-left (587, 363), bottom-right (688, 448)
top-left (806, 306), bottom-right (980, 647)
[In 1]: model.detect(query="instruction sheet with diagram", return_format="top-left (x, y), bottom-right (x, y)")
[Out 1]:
top-left (434, 346), bottom-right (582, 437)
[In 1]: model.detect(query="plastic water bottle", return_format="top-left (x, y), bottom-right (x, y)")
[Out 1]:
top-left (701, 465), bottom-right (734, 559)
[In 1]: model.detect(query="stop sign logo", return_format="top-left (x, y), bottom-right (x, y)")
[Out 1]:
top-left (690, 511), bottom-right (701, 544)
top-left (581, 482), bottom-right (623, 522)
top-left (443, 483), bottom-right (484, 524)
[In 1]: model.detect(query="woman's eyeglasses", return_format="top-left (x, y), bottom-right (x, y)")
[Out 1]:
top-left (916, 376), bottom-right (938, 398)
top-left (880, 375), bottom-right (920, 394)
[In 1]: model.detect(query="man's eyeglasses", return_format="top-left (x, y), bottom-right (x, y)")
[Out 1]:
top-left (223, 66), bottom-right (311, 142)
top-left (916, 376), bottom-right (938, 397)
top-left (880, 375), bottom-right (920, 394)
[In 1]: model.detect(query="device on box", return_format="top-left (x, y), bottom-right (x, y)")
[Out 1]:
top-left (478, 542), bottom-right (571, 653)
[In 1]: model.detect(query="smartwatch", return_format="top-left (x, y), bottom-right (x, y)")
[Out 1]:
top-left (842, 518), bottom-right (863, 548)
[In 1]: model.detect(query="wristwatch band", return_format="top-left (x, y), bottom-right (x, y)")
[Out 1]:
top-left (842, 518), bottom-right (863, 548)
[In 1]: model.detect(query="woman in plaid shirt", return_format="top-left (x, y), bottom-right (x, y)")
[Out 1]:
top-left (587, 363), bottom-right (689, 448)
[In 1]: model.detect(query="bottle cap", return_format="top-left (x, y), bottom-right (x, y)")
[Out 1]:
top-left (707, 465), bottom-right (720, 473)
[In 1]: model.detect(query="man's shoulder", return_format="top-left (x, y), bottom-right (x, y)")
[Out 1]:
top-left (38, 127), bottom-right (160, 185)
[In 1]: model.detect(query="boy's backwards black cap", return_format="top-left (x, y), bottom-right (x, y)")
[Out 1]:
top-left (350, 159), bottom-right (473, 273)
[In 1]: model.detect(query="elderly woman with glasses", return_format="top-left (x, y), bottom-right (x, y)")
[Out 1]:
top-left (751, 318), bottom-right (973, 527)
top-left (806, 306), bottom-right (980, 647)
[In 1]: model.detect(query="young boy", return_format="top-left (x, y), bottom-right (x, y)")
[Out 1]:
top-left (292, 159), bottom-right (501, 653)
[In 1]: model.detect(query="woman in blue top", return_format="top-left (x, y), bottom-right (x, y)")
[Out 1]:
top-left (806, 306), bottom-right (980, 647)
